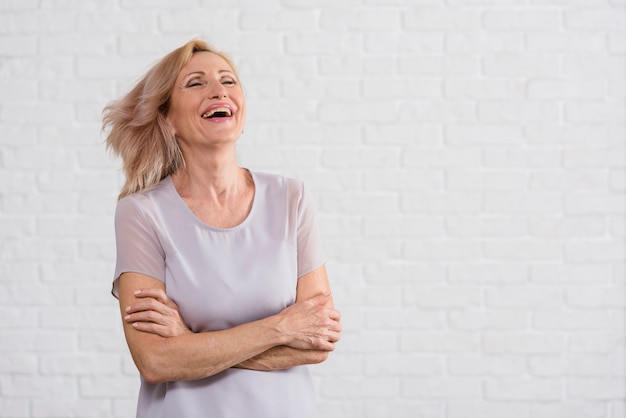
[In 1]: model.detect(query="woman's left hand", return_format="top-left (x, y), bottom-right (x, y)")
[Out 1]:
top-left (124, 288), bottom-right (192, 337)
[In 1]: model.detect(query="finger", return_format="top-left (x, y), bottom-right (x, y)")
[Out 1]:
top-left (134, 288), bottom-right (169, 304)
top-left (131, 321), bottom-right (177, 338)
top-left (125, 298), bottom-right (171, 315)
top-left (308, 292), bottom-right (332, 306)
top-left (325, 330), bottom-right (341, 343)
top-left (326, 308), bottom-right (341, 322)
top-left (125, 309), bottom-right (165, 324)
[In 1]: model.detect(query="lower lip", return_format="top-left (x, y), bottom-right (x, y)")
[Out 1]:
top-left (203, 116), bottom-right (234, 123)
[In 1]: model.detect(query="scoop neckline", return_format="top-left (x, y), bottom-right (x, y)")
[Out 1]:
top-left (165, 170), bottom-right (257, 232)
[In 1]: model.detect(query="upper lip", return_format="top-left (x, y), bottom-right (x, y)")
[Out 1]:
top-left (201, 103), bottom-right (234, 118)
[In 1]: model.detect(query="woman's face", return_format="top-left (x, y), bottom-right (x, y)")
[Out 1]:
top-left (167, 51), bottom-right (245, 150)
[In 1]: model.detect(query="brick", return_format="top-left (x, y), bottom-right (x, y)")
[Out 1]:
top-left (484, 240), bottom-right (562, 261)
top-left (284, 32), bottom-right (361, 55)
top-left (446, 32), bottom-right (524, 53)
top-left (364, 124), bottom-right (442, 146)
top-left (403, 286), bottom-right (482, 308)
top-left (568, 332), bottom-right (617, 353)
top-left (568, 378), bottom-right (626, 400)
top-left (483, 10), bottom-right (561, 30)
top-left (0, 35), bottom-right (36, 55)
top-left (402, 377), bottom-right (483, 399)
top-left (0, 399), bottom-right (29, 417)
top-left (486, 286), bottom-right (562, 309)
top-left (0, 354), bottom-right (37, 374)
top-left (399, 102), bottom-right (476, 123)
top-left (448, 401), bottom-right (529, 418)
top-left (478, 101), bottom-right (560, 123)
top-left (526, 31), bottom-right (606, 53)
top-left (362, 78), bottom-right (442, 99)
top-left (529, 215), bottom-right (606, 238)
top-left (363, 215), bottom-right (445, 237)
top-left (365, 354), bottom-right (445, 376)
top-left (483, 147), bottom-right (561, 167)
top-left (449, 263), bottom-right (528, 285)
top-left (446, 170), bottom-right (528, 192)
top-left (530, 402), bottom-right (608, 418)
top-left (609, 31), bottom-right (626, 54)
top-left (364, 401), bottom-right (442, 418)
top-left (485, 378), bottom-right (562, 401)
top-left (240, 10), bottom-right (317, 31)
top-left (40, 353), bottom-right (120, 376)
top-left (483, 332), bottom-right (565, 354)
top-left (365, 308), bottom-right (445, 330)
top-left (564, 54), bottom-right (625, 77)
top-left (449, 310), bottom-right (528, 331)
top-left (320, 376), bottom-right (400, 399)
top-left (32, 399), bottom-right (113, 418)
top-left (365, 32), bottom-right (444, 53)
top-left (529, 170), bottom-right (608, 192)
top-left (528, 79), bottom-right (605, 100)
top-left (399, 54), bottom-right (478, 76)
top-left (403, 8), bottom-right (482, 30)
top-left (445, 78), bottom-right (525, 99)
top-left (565, 102), bottom-right (626, 123)
top-left (484, 192), bottom-right (563, 214)
top-left (566, 287), bottom-right (626, 308)
top-left (400, 332), bottom-right (479, 353)
top-left (79, 376), bottom-right (138, 397)
top-left (532, 309), bottom-right (610, 331)
top-left (362, 169), bottom-right (443, 191)
top-left (565, 8), bottom-right (626, 30)
top-left (402, 192), bottom-right (482, 214)
top-left (447, 354), bottom-right (526, 376)
top-left (531, 263), bottom-right (613, 284)
top-left (364, 262), bottom-right (446, 285)
top-left (483, 54), bottom-right (560, 76)
top-left (565, 240), bottom-right (626, 262)
top-left (320, 147), bottom-right (401, 169)
top-left (0, 306), bottom-right (38, 328)
top-left (402, 148), bottom-right (482, 168)
top-left (320, 9), bottom-right (401, 30)
top-left (332, 285), bottom-right (400, 308)
top-left (445, 124), bottom-right (525, 145)
top-left (404, 240), bottom-right (483, 261)
top-left (2, 375), bottom-right (77, 397)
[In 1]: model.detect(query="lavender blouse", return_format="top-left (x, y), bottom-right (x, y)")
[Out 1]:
top-left (112, 171), bottom-right (326, 418)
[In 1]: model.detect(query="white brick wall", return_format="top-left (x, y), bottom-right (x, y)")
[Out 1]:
top-left (0, 0), bottom-right (624, 417)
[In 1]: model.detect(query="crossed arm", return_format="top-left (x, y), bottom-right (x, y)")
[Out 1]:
top-left (118, 265), bottom-right (341, 384)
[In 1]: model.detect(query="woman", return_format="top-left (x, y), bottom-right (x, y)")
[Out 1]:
top-left (103, 39), bottom-right (341, 418)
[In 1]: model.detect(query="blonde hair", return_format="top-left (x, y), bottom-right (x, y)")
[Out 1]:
top-left (102, 39), bottom-right (238, 199)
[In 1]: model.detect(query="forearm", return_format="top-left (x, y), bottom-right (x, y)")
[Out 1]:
top-left (129, 315), bottom-right (285, 383)
top-left (234, 346), bottom-right (330, 371)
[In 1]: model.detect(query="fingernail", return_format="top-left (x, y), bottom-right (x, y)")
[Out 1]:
top-left (124, 315), bottom-right (130, 321)
top-left (134, 290), bottom-right (141, 295)
top-left (125, 305), bottom-right (131, 312)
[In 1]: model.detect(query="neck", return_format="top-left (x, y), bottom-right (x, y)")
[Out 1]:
top-left (172, 144), bottom-right (248, 200)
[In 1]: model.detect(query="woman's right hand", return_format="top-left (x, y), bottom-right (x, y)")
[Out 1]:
top-left (124, 288), bottom-right (192, 338)
top-left (275, 292), bottom-right (342, 352)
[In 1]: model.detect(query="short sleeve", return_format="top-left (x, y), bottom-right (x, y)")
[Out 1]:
top-left (111, 196), bottom-right (166, 298)
top-left (296, 182), bottom-right (326, 278)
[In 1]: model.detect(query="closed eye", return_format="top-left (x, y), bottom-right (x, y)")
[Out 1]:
top-left (186, 78), bottom-right (205, 88)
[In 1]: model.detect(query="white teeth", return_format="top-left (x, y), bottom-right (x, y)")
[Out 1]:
top-left (202, 107), bottom-right (232, 118)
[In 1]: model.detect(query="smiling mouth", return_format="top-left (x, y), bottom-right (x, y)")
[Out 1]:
top-left (202, 107), bottom-right (233, 119)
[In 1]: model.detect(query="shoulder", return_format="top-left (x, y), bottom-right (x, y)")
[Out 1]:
top-left (115, 177), bottom-right (172, 219)
top-left (251, 171), bottom-right (304, 198)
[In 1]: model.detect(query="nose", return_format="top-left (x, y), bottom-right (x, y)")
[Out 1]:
top-left (209, 81), bottom-right (227, 99)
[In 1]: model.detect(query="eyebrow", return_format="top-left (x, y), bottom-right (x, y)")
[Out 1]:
top-left (182, 69), bottom-right (235, 80)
